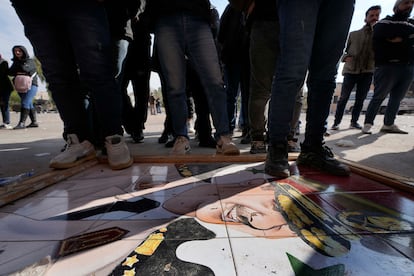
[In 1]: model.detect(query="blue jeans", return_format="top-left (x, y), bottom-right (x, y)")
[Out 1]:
top-left (11, 0), bottom-right (122, 142)
top-left (155, 12), bottom-right (229, 138)
top-left (364, 64), bottom-right (414, 126)
top-left (334, 72), bottom-right (373, 125)
top-left (18, 84), bottom-right (38, 109)
top-left (268, 0), bottom-right (354, 147)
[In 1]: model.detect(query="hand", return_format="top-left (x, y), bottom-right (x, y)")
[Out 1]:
top-left (344, 56), bottom-right (353, 63)
top-left (387, 37), bottom-right (403, 43)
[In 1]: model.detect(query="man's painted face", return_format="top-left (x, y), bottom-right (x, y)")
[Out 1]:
top-left (194, 184), bottom-right (295, 237)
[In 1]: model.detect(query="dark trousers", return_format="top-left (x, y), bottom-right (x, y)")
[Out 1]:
top-left (334, 72), bottom-right (372, 125)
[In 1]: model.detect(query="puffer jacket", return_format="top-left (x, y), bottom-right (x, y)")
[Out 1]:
top-left (373, 14), bottom-right (414, 66)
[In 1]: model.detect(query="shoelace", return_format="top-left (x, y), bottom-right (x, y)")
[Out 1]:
top-left (321, 145), bottom-right (334, 158)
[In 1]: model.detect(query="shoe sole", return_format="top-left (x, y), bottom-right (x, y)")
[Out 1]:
top-left (109, 156), bottom-right (134, 170)
top-left (296, 157), bottom-right (351, 176)
top-left (264, 166), bottom-right (290, 179)
top-left (49, 151), bottom-right (97, 169)
top-left (380, 129), bottom-right (408, 134)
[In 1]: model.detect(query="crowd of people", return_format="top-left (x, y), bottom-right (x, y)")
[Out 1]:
top-left (1, 0), bottom-right (412, 176)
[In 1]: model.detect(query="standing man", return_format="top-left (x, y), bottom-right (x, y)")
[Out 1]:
top-left (0, 54), bottom-right (14, 129)
top-left (331, 5), bottom-right (381, 130)
top-left (265, 0), bottom-right (354, 178)
top-left (362, 0), bottom-right (414, 135)
top-left (10, 0), bottom-right (133, 170)
top-left (146, 0), bottom-right (240, 155)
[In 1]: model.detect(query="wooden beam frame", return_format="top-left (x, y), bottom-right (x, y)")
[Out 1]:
top-left (1, 153), bottom-right (412, 207)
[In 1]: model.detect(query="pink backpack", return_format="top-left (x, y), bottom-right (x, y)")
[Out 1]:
top-left (14, 73), bottom-right (36, 93)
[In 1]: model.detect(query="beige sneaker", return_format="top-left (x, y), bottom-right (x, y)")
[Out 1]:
top-left (171, 136), bottom-right (191, 155)
top-left (105, 134), bottom-right (133, 170)
top-left (362, 123), bottom-right (372, 134)
top-left (217, 135), bottom-right (240, 155)
top-left (380, 124), bottom-right (408, 134)
top-left (50, 134), bottom-right (96, 169)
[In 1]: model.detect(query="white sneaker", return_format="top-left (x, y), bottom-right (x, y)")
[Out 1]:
top-left (171, 136), bottom-right (191, 155)
top-left (50, 134), bottom-right (96, 169)
top-left (105, 134), bottom-right (133, 170)
top-left (187, 120), bottom-right (195, 134)
top-left (362, 123), bottom-right (373, 134)
top-left (0, 123), bottom-right (12, 129)
top-left (217, 135), bottom-right (240, 155)
top-left (380, 124), bottom-right (408, 134)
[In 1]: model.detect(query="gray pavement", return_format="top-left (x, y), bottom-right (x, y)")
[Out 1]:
top-left (1, 110), bottom-right (413, 181)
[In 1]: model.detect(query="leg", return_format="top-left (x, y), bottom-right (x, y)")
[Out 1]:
top-left (333, 73), bottom-right (357, 127)
top-left (155, 14), bottom-right (188, 138)
top-left (364, 66), bottom-right (394, 126)
top-left (303, 0), bottom-right (354, 148)
top-left (248, 20), bottom-right (279, 143)
top-left (186, 15), bottom-right (238, 154)
top-left (351, 72), bottom-right (372, 125)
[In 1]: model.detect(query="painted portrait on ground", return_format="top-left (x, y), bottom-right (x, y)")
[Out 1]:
top-left (112, 163), bottom-right (414, 275)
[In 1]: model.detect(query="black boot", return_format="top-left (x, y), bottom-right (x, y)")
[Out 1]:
top-left (264, 142), bottom-right (290, 179)
top-left (27, 108), bottom-right (39, 128)
top-left (297, 143), bottom-right (350, 176)
top-left (14, 108), bottom-right (29, 129)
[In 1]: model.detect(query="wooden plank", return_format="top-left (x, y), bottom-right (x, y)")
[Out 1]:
top-left (340, 158), bottom-right (414, 193)
top-left (1, 153), bottom-right (412, 208)
top-left (0, 160), bottom-right (98, 207)
top-left (129, 153), bottom-right (299, 163)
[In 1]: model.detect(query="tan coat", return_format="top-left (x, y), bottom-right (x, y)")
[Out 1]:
top-left (341, 25), bottom-right (375, 74)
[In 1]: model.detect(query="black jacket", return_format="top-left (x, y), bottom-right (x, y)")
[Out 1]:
top-left (105, 0), bottom-right (140, 41)
top-left (8, 45), bottom-right (38, 86)
top-left (217, 4), bottom-right (249, 64)
top-left (373, 14), bottom-right (414, 66)
top-left (249, 0), bottom-right (278, 22)
top-left (0, 58), bottom-right (13, 94)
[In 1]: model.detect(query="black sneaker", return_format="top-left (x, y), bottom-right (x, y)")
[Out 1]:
top-left (250, 140), bottom-right (266, 154)
top-left (165, 135), bottom-right (176, 148)
top-left (350, 122), bottom-right (362, 129)
top-left (158, 131), bottom-right (169, 144)
top-left (264, 142), bottom-right (290, 179)
top-left (297, 144), bottom-right (350, 176)
top-left (131, 130), bottom-right (144, 143)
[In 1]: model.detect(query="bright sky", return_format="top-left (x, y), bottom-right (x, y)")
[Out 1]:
top-left (0, 0), bottom-right (397, 91)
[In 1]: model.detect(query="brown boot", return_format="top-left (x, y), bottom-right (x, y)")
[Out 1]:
top-left (216, 135), bottom-right (240, 155)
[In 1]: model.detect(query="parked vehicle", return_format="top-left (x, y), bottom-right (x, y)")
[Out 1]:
top-left (345, 90), bottom-right (414, 114)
